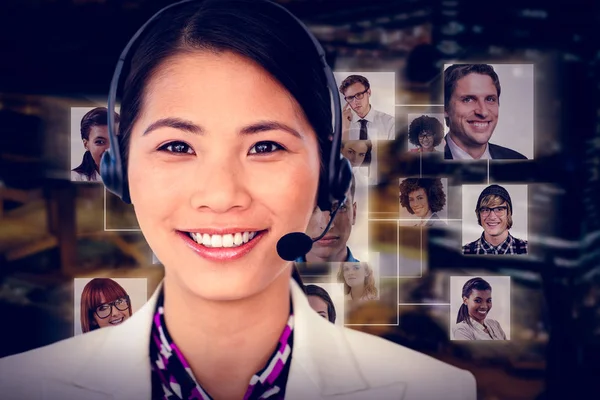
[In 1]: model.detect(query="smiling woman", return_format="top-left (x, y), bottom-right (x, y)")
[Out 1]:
top-left (79, 278), bottom-right (132, 333)
top-left (453, 277), bottom-right (507, 340)
top-left (71, 107), bottom-right (118, 182)
top-left (0, 1), bottom-right (476, 399)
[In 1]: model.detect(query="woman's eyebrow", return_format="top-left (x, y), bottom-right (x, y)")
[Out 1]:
top-left (240, 121), bottom-right (302, 139)
top-left (143, 117), bottom-right (203, 136)
top-left (142, 118), bottom-right (302, 139)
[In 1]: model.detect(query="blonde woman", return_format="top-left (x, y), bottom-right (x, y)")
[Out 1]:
top-left (338, 262), bottom-right (378, 301)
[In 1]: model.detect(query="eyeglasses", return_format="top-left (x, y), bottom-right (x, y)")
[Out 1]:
top-left (94, 296), bottom-right (130, 319)
top-left (479, 206), bottom-right (508, 217)
top-left (344, 88), bottom-right (369, 103)
top-left (418, 132), bottom-right (433, 139)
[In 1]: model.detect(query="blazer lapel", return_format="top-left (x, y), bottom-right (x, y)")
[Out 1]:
top-left (443, 137), bottom-right (453, 159)
top-left (287, 282), bottom-right (407, 399)
top-left (68, 282), bottom-right (164, 400)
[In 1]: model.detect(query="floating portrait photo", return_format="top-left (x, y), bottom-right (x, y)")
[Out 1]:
top-left (398, 177), bottom-right (449, 228)
top-left (462, 184), bottom-right (528, 255)
top-left (333, 72), bottom-right (396, 141)
top-left (298, 167), bottom-right (370, 264)
top-left (342, 142), bottom-right (378, 186)
top-left (450, 276), bottom-right (511, 340)
top-left (334, 261), bottom-right (380, 302)
top-left (406, 113), bottom-right (446, 155)
top-left (304, 283), bottom-right (345, 327)
top-left (70, 107), bottom-right (116, 183)
top-left (442, 63), bottom-right (534, 160)
top-left (73, 277), bottom-right (147, 336)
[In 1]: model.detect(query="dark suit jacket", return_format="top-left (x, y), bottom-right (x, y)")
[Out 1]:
top-left (444, 136), bottom-right (528, 160)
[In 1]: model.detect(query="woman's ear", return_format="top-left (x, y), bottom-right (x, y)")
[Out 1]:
top-left (83, 138), bottom-right (89, 150)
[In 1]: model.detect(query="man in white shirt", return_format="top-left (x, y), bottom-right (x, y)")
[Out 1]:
top-left (339, 75), bottom-right (395, 141)
top-left (443, 64), bottom-right (527, 160)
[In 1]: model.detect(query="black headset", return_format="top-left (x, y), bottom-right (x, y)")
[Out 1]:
top-left (100, 0), bottom-right (352, 263)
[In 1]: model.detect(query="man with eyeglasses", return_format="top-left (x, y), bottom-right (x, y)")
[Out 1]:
top-left (296, 173), bottom-right (359, 262)
top-left (339, 75), bottom-right (395, 141)
top-left (444, 64), bottom-right (528, 160)
top-left (463, 184), bottom-right (528, 255)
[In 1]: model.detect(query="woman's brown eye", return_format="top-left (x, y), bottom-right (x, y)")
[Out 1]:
top-left (249, 141), bottom-right (284, 154)
top-left (159, 141), bottom-right (194, 154)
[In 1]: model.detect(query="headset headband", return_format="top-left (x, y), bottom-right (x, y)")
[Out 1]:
top-left (103, 0), bottom-right (350, 210)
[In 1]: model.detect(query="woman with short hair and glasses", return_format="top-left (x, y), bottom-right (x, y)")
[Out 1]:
top-left (80, 278), bottom-right (132, 333)
top-left (408, 115), bottom-right (444, 153)
top-left (462, 185), bottom-right (528, 255)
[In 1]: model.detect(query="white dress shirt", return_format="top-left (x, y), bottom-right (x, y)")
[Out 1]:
top-left (347, 107), bottom-right (395, 141)
top-left (446, 134), bottom-right (491, 160)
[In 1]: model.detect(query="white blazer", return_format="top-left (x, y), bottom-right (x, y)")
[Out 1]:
top-left (0, 280), bottom-right (476, 399)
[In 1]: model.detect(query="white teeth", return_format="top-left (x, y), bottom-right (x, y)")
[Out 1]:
top-left (188, 231), bottom-right (260, 248)
top-left (234, 232), bottom-right (243, 246)
top-left (222, 234), bottom-right (234, 248)
top-left (211, 235), bottom-right (222, 247)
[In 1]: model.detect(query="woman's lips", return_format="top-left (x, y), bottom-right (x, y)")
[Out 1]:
top-left (178, 230), bottom-right (267, 262)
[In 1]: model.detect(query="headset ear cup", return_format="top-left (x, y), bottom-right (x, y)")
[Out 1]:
top-left (100, 150), bottom-right (132, 204)
top-left (333, 156), bottom-right (352, 201)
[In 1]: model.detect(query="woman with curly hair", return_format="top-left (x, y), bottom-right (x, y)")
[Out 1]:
top-left (337, 262), bottom-right (378, 301)
top-left (408, 115), bottom-right (444, 153)
top-left (399, 178), bottom-right (447, 227)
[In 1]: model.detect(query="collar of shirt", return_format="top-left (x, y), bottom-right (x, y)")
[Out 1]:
top-left (469, 317), bottom-right (491, 333)
top-left (353, 104), bottom-right (374, 122)
top-left (446, 134), bottom-right (491, 160)
top-left (478, 232), bottom-right (515, 254)
top-left (149, 289), bottom-right (294, 400)
top-left (295, 246), bottom-right (359, 263)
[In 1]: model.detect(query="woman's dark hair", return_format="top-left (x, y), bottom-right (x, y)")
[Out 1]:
top-left (362, 140), bottom-right (373, 165)
top-left (399, 178), bottom-right (446, 214)
top-left (305, 284), bottom-right (336, 323)
top-left (117, 0), bottom-right (332, 187)
top-left (73, 107), bottom-right (120, 178)
top-left (456, 277), bottom-right (492, 327)
top-left (408, 115), bottom-right (444, 148)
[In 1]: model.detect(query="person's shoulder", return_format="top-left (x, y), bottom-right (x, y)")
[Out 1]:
top-left (340, 327), bottom-right (476, 398)
top-left (462, 238), bottom-right (479, 254)
top-left (341, 327), bottom-right (473, 377)
top-left (0, 330), bottom-right (108, 396)
top-left (0, 329), bottom-right (107, 372)
top-left (71, 170), bottom-right (85, 181)
top-left (489, 143), bottom-right (528, 159)
top-left (374, 108), bottom-right (394, 121)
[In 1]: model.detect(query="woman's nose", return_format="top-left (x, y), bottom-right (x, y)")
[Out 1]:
top-left (189, 155), bottom-right (252, 213)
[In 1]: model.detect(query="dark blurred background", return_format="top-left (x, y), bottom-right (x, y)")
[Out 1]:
top-left (0, 1), bottom-right (598, 399)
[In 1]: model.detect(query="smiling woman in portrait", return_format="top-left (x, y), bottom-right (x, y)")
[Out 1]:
top-left (71, 107), bottom-right (118, 182)
top-left (453, 277), bottom-right (507, 340)
top-left (399, 178), bottom-right (447, 227)
top-left (80, 278), bottom-right (132, 333)
top-left (408, 115), bottom-right (444, 153)
top-left (0, 1), bottom-right (476, 399)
